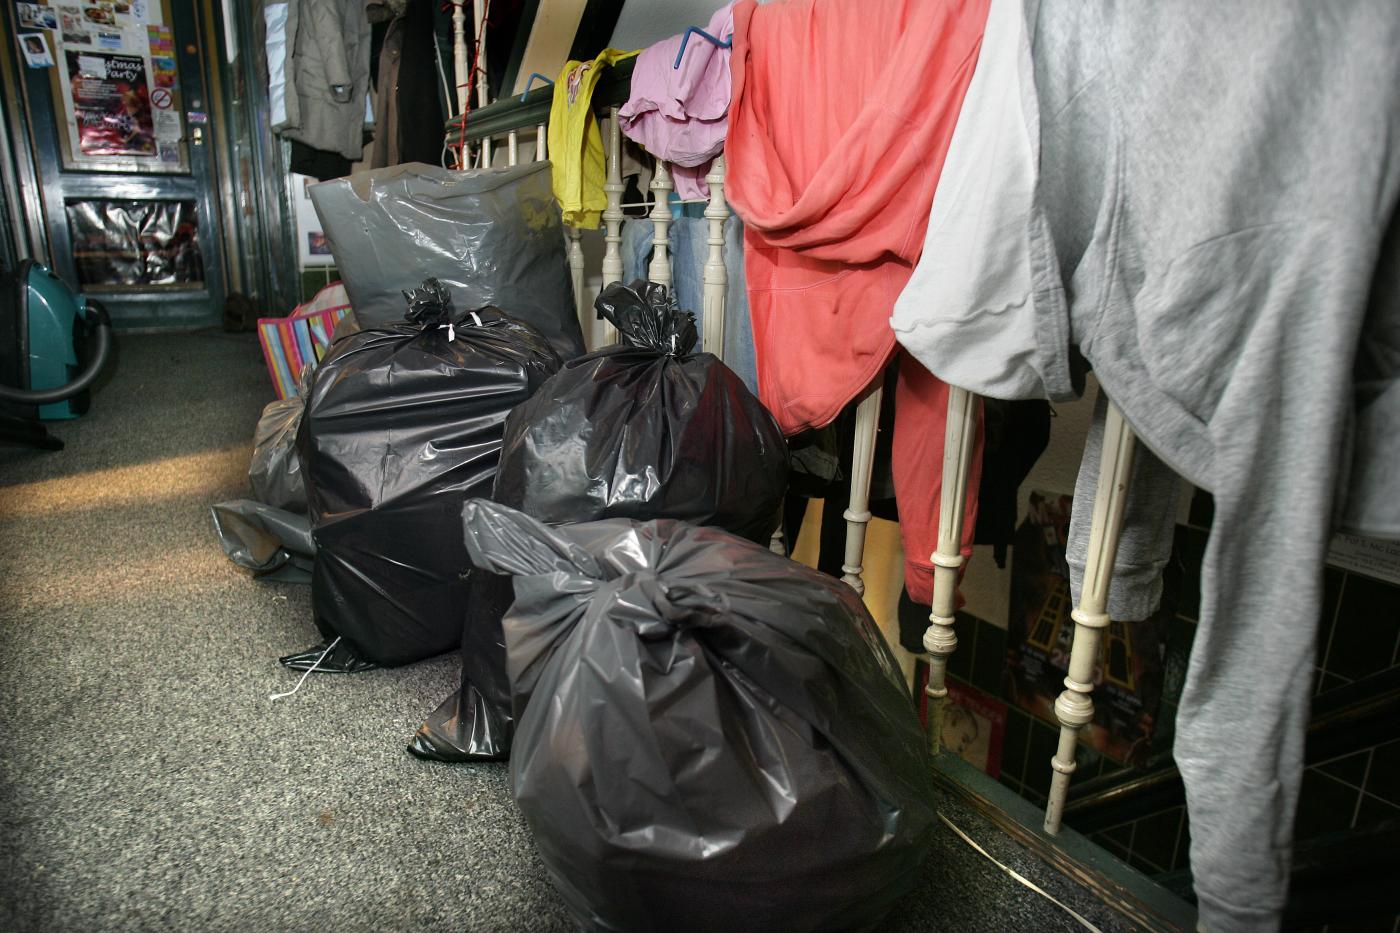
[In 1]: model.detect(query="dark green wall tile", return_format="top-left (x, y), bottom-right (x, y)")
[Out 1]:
top-left (1325, 574), bottom-right (1400, 682)
top-left (1023, 721), bottom-right (1059, 797)
top-left (971, 621), bottom-right (1007, 694)
top-left (1131, 807), bottom-right (1184, 875)
top-left (1174, 525), bottom-right (1208, 621)
top-left (947, 620), bottom-right (975, 682)
top-left (1354, 793), bottom-right (1400, 829)
top-left (1187, 488), bottom-right (1214, 530)
top-left (1092, 832), bottom-right (1131, 863)
top-left (1315, 567), bottom-right (1346, 660)
top-left (1294, 771), bottom-right (1360, 840)
top-left (1317, 672), bottom-right (1351, 695)
top-left (1000, 707), bottom-right (1030, 782)
top-left (1313, 751), bottom-right (1370, 790)
top-left (1365, 739), bottom-right (1399, 805)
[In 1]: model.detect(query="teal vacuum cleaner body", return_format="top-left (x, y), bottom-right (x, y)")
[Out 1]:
top-left (0, 260), bottom-right (113, 449)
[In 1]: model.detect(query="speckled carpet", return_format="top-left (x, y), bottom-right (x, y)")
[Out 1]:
top-left (0, 332), bottom-right (1142, 932)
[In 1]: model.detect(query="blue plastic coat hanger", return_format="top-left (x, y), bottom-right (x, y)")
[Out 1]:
top-left (673, 27), bottom-right (733, 69)
top-left (520, 72), bottom-right (554, 102)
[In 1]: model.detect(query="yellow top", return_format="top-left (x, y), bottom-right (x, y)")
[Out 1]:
top-left (547, 48), bottom-right (639, 228)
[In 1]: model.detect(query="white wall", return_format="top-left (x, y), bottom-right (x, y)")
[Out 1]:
top-left (608, 0), bottom-right (730, 50)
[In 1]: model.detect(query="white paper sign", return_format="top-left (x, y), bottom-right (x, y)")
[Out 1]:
top-left (1327, 533), bottom-right (1400, 586)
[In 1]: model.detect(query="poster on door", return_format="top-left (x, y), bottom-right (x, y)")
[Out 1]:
top-left (64, 51), bottom-right (155, 157)
top-left (40, 0), bottom-right (184, 171)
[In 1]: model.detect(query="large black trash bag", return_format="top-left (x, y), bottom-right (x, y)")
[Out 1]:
top-left (460, 500), bottom-right (937, 933)
top-left (499, 279), bottom-right (788, 539)
top-left (290, 280), bottom-right (562, 670)
top-left (409, 280), bottom-right (789, 761)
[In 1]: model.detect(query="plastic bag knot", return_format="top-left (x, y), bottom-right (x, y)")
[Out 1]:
top-left (594, 280), bottom-right (699, 356)
top-left (402, 278), bottom-right (454, 328)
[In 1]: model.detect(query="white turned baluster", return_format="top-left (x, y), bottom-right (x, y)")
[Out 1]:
top-left (924, 386), bottom-right (979, 752)
top-left (507, 130), bottom-right (519, 166)
top-left (536, 123), bottom-right (547, 161)
top-left (841, 382), bottom-right (883, 596)
top-left (599, 107), bottom-right (624, 345)
top-left (702, 155), bottom-right (728, 357)
top-left (473, 0), bottom-right (489, 167)
top-left (568, 227), bottom-right (587, 348)
top-left (648, 161), bottom-right (673, 287)
top-left (452, 3), bottom-right (469, 119)
top-left (1044, 399), bottom-right (1136, 835)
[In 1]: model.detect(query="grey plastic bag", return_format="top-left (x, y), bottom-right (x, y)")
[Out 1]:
top-left (210, 499), bottom-right (315, 584)
top-left (308, 161), bottom-right (586, 360)
top-left (462, 500), bottom-right (938, 933)
top-left (248, 376), bottom-right (309, 513)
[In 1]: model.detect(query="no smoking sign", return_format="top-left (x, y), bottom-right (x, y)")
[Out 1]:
top-left (152, 88), bottom-right (173, 110)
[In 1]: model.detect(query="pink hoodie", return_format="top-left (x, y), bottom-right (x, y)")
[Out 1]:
top-left (726, 0), bottom-right (990, 604)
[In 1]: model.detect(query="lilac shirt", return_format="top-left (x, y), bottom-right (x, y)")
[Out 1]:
top-left (617, 3), bottom-right (734, 199)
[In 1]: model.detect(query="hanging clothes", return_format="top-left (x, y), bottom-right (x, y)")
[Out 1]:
top-left (547, 48), bottom-right (639, 228)
top-left (619, 214), bottom-right (760, 393)
top-left (616, 3), bottom-right (734, 200)
top-left (891, 0), bottom-right (1400, 927)
top-left (367, 0), bottom-right (445, 168)
top-left (268, 0), bottom-right (374, 161)
top-left (724, 0), bottom-right (992, 604)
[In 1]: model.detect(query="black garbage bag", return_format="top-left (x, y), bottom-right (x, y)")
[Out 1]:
top-left (409, 280), bottom-right (789, 762)
top-left (458, 500), bottom-right (937, 933)
top-left (249, 365), bottom-right (313, 512)
top-left (292, 280), bottom-right (562, 669)
top-left (496, 279), bottom-right (789, 539)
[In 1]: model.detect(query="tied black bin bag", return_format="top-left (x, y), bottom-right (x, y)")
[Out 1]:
top-left (288, 280), bottom-right (561, 670)
top-left (460, 500), bottom-right (938, 933)
top-left (409, 280), bottom-right (789, 760)
top-left (497, 280), bottom-right (788, 539)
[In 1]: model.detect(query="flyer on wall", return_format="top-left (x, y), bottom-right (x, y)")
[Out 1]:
top-left (65, 50), bottom-right (156, 157)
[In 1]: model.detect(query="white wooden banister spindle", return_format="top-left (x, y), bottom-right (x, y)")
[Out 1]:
top-left (599, 107), bottom-right (624, 346)
top-left (702, 155), bottom-right (728, 357)
top-left (924, 386), bottom-right (978, 752)
top-left (507, 129), bottom-right (519, 166)
top-left (1044, 399), bottom-right (1136, 835)
top-left (473, 0), bottom-right (490, 167)
top-left (648, 161), bottom-right (673, 288)
top-left (536, 123), bottom-right (547, 161)
top-left (568, 228), bottom-right (586, 346)
top-left (452, 3), bottom-right (469, 120)
top-left (841, 382), bottom-right (884, 595)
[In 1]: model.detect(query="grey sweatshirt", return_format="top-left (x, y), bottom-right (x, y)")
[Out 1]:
top-left (893, 0), bottom-right (1400, 928)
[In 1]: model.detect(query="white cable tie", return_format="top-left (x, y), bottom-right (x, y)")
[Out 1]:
top-left (269, 636), bottom-right (342, 701)
top-left (470, 311), bottom-right (483, 328)
top-left (447, 322), bottom-right (456, 341)
top-left (936, 812), bottom-right (1105, 933)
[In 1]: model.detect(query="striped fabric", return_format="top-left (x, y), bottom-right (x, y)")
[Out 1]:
top-left (257, 298), bottom-right (351, 400)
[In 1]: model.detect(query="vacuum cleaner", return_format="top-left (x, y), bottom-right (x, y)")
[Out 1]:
top-left (0, 260), bottom-right (113, 450)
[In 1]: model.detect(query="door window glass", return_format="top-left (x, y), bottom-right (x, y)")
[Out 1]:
top-left (65, 198), bottom-right (204, 287)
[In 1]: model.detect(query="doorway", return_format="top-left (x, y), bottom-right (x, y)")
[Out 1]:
top-left (4, 0), bottom-right (227, 330)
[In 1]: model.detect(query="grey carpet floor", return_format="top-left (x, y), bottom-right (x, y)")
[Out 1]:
top-left (0, 333), bottom-right (1144, 932)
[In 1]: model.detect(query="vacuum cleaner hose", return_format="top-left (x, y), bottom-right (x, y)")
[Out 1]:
top-left (0, 301), bottom-right (113, 405)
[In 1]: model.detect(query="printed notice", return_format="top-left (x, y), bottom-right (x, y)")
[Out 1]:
top-left (65, 50), bottom-right (156, 157)
top-left (1328, 533), bottom-right (1400, 587)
